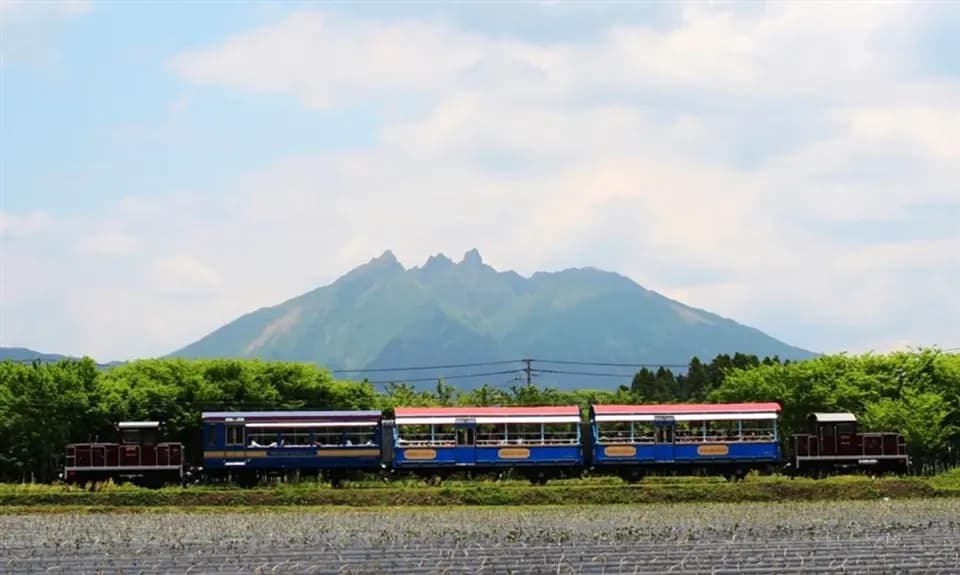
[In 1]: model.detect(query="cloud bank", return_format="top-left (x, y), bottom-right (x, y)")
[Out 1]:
top-left (3, 3), bottom-right (958, 360)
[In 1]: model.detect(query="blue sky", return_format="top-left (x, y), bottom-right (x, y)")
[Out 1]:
top-left (2, 0), bottom-right (959, 361)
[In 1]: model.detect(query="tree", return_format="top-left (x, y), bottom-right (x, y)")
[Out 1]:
top-left (686, 357), bottom-right (711, 401)
top-left (630, 368), bottom-right (656, 399)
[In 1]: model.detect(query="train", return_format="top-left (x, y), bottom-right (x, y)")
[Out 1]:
top-left (61, 402), bottom-right (911, 488)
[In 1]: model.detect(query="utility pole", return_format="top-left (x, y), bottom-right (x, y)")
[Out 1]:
top-left (522, 358), bottom-right (533, 387)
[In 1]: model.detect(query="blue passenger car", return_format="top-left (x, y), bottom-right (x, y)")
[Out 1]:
top-left (589, 402), bottom-right (782, 481)
top-left (390, 406), bottom-right (583, 484)
top-left (201, 410), bottom-right (383, 486)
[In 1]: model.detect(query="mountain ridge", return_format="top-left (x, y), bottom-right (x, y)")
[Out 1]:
top-left (170, 249), bottom-right (816, 389)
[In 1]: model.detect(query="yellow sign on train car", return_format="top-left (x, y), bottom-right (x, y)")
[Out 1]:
top-left (697, 444), bottom-right (729, 456)
top-left (604, 445), bottom-right (637, 457)
top-left (498, 448), bottom-right (530, 459)
top-left (316, 449), bottom-right (380, 457)
top-left (204, 450), bottom-right (257, 459)
top-left (403, 448), bottom-right (437, 460)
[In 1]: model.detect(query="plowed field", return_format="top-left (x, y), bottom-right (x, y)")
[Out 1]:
top-left (3, 499), bottom-right (959, 573)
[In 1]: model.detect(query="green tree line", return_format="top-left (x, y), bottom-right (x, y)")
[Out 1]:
top-left (1, 349), bottom-right (958, 481)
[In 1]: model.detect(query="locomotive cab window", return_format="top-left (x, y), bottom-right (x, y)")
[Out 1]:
top-left (122, 429), bottom-right (141, 445)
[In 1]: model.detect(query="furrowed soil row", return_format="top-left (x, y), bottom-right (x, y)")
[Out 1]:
top-left (4, 500), bottom-right (960, 574)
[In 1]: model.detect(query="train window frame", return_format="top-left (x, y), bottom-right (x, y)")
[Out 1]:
top-left (456, 427), bottom-right (475, 446)
top-left (396, 423), bottom-right (456, 447)
top-left (246, 427), bottom-right (277, 447)
top-left (836, 422), bottom-right (854, 435)
top-left (740, 419), bottom-right (777, 441)
top-left (656, 426), bottom-right (674, 444)
top-left (596, 421), bottom-right (655, 444)
top-left (313, 425), bottom-right (377, 446)
top-left (225, 424), bottom-right (245, 446)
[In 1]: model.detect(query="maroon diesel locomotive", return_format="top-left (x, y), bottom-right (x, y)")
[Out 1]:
top-left (63, 421), bottom-right (185, 487)
top-left (788, 412), bottom-right (909, 477)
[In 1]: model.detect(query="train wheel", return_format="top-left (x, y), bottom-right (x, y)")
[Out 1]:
top-left (527, 471), bottom-right (549, 485)
top-left (237, 472), bottom-right (259, 489)
top-left (620, 469), bottom-right (644, 484)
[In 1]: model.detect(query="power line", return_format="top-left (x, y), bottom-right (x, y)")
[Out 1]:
top-left (533, 358), bottom-right (689, 369)
top-left (330, 360), bottom-right (521, 373)
top-left (535, 368), bottom-right (635, 378)
top-left (365, 369), bottom-right (523, 385)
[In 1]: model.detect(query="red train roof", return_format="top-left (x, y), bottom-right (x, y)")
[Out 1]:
top-left (592, 402), bottom-right (781, 415)
top-left (395, 406), bottom-right (580, 417)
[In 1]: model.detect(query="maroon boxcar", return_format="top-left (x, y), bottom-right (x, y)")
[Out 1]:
top-left (63, 421), bottom-right (184, 487)
top-left (788, 412), bottom-right (909, 477)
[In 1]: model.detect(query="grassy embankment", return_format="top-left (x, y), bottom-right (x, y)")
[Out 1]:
top-left (2, 470), bottom-right (960, 510)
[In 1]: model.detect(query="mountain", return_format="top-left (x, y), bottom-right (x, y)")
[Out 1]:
top-left (0, 347), bottom-right (73, 363)
top-left (170, 250), bottom-right (815, 390)
top-left (0, 347), bottom-right (124, 369)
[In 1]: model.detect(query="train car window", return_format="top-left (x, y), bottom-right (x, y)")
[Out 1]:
top-left (633, 422), bottom-right (655, 443)
top-left (278, 428), bottom-right (311, 447)
top-left (676, 421), bottom-right (705, 443)
top-left (476, 423), bottom-right (506, 445)
top-left (741, 419), bottom-right (776, 441)
top-left (396, 424), bottom-right (454, 446)
top-left (705, 420), bottom-right (738, 441)
top-left (597, 421), bottom-right (629, 443)
top-left (505, 423), bottom-right (544, 445)
top-left (656, 426), bottom-right (674, 443)
top-left (456, 428), bottom-right (475, 446)
top-left (226, 424), bottom-right (244, 446)
top-left (313, 425), bottom-right (377, 446)
top-left (206, 427), bottom-right (217, 447)
top-left (542, 422), bottom-right (578, 444)
top-left (247, 427), bottom-right (276, 447)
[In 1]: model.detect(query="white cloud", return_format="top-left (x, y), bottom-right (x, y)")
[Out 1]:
top-left (0, 211), bottom-right (53, 237)
top-left (170, 12), bottom-right (486, 110)
top-left (1, 0), bottom-right (91, 67)
top-left (1, 0), bottom-right (91, 18)
top-left (147, 255), bottom-right (223, 297)
top-left (5, 3), bottom-right (960, 359)
top-left (77, 229), bottom-right (139, 256)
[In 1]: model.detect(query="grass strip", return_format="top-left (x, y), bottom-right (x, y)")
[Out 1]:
top-left (1, 475), bottom-right (957, 508)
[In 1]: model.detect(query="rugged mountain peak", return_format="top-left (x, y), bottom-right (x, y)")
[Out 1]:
top-left (422, 253), bottom-right (455, 273)
top-left (170, 250), bottom-right (815, 390)
top-left (373, 249), bottom-right (400, 266)
top-left (337, 249), bottom-right (404, 284)
top-left (461, 248), bottom-right (483, 266)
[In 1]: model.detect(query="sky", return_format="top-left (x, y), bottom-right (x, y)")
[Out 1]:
top-left (2, 0), bottom-right (958, 362)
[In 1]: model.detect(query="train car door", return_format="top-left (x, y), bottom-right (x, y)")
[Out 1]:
top-left (454, 417), bottom-right (476, 466)
top-left (654, 415), bottom-right (676, 462)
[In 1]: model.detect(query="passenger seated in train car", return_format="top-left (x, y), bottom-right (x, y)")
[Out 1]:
top-left (597, 421), bottom-right (654, 444)
top-left (248, 440), bottom-right (277, 447)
